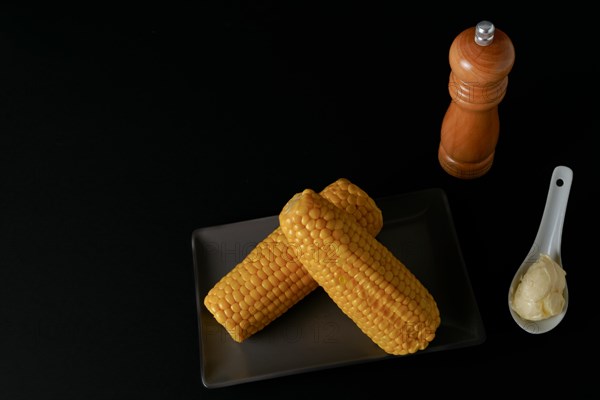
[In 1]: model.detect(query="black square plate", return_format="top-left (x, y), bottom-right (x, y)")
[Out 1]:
top-left (192, 188), bottom-right (485, 388)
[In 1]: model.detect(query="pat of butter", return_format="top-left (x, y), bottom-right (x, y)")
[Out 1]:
top-left (511, 254), bottom-right (566, 321)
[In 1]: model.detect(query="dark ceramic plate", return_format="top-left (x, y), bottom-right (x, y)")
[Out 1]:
top-left (192, 188), bottom-right (485, 388)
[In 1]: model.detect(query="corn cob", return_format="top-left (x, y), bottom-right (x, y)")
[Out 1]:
top-left (203, 178), bottom-right (383, 342)
top-left (279, 189), bottom-right (440, 355)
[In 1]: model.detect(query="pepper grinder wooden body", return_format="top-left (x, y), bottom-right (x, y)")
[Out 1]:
top-left (438, 21), bottom-right (515, 179)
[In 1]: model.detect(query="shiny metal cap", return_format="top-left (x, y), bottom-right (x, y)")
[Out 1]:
top-left (475, 21), bottom-right (495, 46)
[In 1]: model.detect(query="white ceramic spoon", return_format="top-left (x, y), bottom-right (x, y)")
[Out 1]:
top-left (508, 165), bottom-right (573, 334)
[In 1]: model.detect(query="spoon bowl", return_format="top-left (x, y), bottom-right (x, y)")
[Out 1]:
top-left (508, 166), bottom-right (573, 334)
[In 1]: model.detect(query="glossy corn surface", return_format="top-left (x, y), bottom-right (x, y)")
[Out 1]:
top-left (203, 179), bottom-right (382, 342)
top-left (279, 189), bottom-right (440, 355)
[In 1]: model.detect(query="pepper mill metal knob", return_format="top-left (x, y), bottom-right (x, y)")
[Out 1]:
top-left (438, 21), bottom-right (515, 179)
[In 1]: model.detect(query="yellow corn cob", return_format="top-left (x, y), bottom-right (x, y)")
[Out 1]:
top-left (279, 189), bottom-right (440, 355)
top-left (203, 178), bottom-right (383, 342)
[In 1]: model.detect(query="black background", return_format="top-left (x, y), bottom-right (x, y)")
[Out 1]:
top-left (2, 3), bottom-right (598, 398)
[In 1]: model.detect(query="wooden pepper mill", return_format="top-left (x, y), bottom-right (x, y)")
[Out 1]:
top-left (438, 21), bottom-right (515, 179)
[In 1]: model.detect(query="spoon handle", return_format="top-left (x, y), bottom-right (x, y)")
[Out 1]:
top-left (531, 165), bottom-right (573, 264)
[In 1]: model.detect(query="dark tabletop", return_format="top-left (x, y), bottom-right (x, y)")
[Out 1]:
top-left (2, 4), bottom-right (598, 399)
